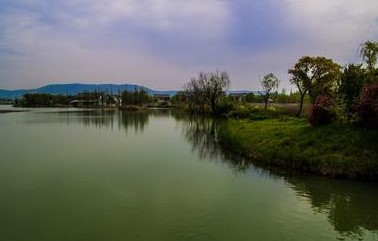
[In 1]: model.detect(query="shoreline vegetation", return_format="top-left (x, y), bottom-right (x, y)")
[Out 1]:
top-left (175, 40), bottom-right (378, 181)
top-left (217, 116), bottom-right (378, 181)
top-left (6, 40), bottom-right (378, 180)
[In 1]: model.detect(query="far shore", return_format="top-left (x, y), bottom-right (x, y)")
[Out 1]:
top-left (0, 110), bottom-right (29, 114)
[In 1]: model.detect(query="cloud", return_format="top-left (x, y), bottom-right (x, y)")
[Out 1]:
top-left (0, 0), bottom-right (231, 89)
top-left (0, 0), bottom-right (377, 90)
top-left (41, 0), bottom-right (230, 43)
top-left (284, 0), bottom-right (378, 61)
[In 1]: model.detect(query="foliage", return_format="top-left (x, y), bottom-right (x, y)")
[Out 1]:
top-left (121, 89), bottom-right (149, 106)
top-left (213, 96), bottom-right (235, 117)
top-left (356, 83), bottom-right (378, 128)
top-left (183, 71), bottom-right (230, 114)
top-left (225, 104), bottom-right (304, 120)
top-left (337, 64), bottom-right (365, 121)
top-left (241, 91), bottom-right (304, 104)
top-left (226, 105), bottom-right (258, 119)
top-left (288, 56), bottom-right (341, 116)
top-left (359, 40), bottom-right (378, 75)
top-left (309, 96), bottom-right (336, 126)
top-left (258, 73), bottom-right (279, 109)
top-left (16, 93), bottom-right (71, 107)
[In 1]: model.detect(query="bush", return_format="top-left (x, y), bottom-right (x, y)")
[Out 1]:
top-left (213, 97), bottom-right (235, 117)
top-left (309, 96), bottom-right (336, 126)
top-left (233, 105), bottom-right (253, 119)
top-left (356, 83), bottom-right (378, 128)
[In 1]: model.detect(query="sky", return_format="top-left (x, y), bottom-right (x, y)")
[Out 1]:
top-left (0, 0), bottom-right (377, 91)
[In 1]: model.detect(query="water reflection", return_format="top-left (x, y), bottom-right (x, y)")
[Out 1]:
top-left (49, 109), bottom-right (149, 133)
top-left (285, 176), bottom-right (378, 240)
top-left (41, 109), bottom-right (378, 240)
top-left (118, 111), bottom-right (149, 133)
top-left (174, 113), bottom-right (378, 241)
top-left (76, 110), bottom-right (117, 129)
top-left (175, 115), bottom-right (251, 173)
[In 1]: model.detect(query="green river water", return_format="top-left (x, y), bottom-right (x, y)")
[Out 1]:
top-left (0, 108), bottom-right (377, 241)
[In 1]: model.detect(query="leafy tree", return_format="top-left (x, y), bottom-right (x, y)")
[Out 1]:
top-left (288, 56), bottom-right (341, 117)
top-left (121, 89), bottom-right (149, 106)
top-left (338, 64), bottom-right (365, 121)
top-left (359, 40), bottom-right (378, 75)
top-left (19, 93), bottom-right (71, 107)
top-left (258, 73), bottom-right (279, 110)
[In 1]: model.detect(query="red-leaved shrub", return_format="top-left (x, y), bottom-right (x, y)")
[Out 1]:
top-left (356, 83), bottom-right (378, 128)
top-left (309, 96), bottom-right (335, 126)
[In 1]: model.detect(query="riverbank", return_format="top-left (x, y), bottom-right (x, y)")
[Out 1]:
top-left (218, 118), bottom-right (378, 180)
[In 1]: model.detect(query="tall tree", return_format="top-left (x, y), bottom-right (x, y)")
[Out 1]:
top-left (338, 64), bottom-right (365, 121)
top-left (288, 56), bottom-right (341, 117)
top-left (258, 73), bottom-right (279, 110)
top-left (359, 40), bottom-right (378, 75)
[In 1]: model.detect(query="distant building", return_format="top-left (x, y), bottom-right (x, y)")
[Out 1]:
top-left (153, 94), bottom-right (171, 106)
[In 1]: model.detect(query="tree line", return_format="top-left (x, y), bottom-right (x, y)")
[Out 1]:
top-left (180, 40), bottom-right (378, 128)
top-left (15, 89), bottom-right (151, 108)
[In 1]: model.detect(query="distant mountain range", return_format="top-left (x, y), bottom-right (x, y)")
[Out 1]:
top-left (0, 83), bottom-right (256, 99)
top-left (0, 83), bottom-right (178, 99)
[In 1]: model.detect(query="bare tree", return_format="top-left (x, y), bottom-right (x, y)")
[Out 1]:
top-left (183, 71), bottom-right (230, 114)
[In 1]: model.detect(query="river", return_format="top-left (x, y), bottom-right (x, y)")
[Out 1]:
top-left (0, 108), bottom-right (377, 241)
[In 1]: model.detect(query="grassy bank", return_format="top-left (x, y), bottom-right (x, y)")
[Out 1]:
top-left (218, 118), bottom-right (378, 180)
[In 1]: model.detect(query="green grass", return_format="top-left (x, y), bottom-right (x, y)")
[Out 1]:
top-left (218, 118), bottom-right (378, 180)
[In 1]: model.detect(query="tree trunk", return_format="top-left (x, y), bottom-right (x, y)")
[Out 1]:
top-left (264, 98), bottom-right (268, 110)
top-left (297, 94), bottom-right (305, 117)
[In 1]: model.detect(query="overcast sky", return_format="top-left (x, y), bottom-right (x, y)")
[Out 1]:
top-left (0, 0), bottom-right (377, 91)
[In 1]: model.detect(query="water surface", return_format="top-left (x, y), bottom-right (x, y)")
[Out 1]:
top-left (0, 108), bottom-right (377, 241)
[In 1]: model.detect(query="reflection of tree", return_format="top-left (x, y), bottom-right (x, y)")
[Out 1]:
top-left (149, 108), bottom-right (171, 118)
top-left (79, 110), bottom-right (116, 129)
top-left (54, 109), bottom-right (149, 133)
top-left (176, 115), bottom-right (252, 173)
top-left (117, 111), bottom-right (149, 133)
top-left (285, 176), bottom-right (378, 240)
top-left (175, 112), bottom-right (378, 240)
top-left (52, 109), bottom-right (378, 240)
top-left (183, 117), bottom-right (220, 159)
